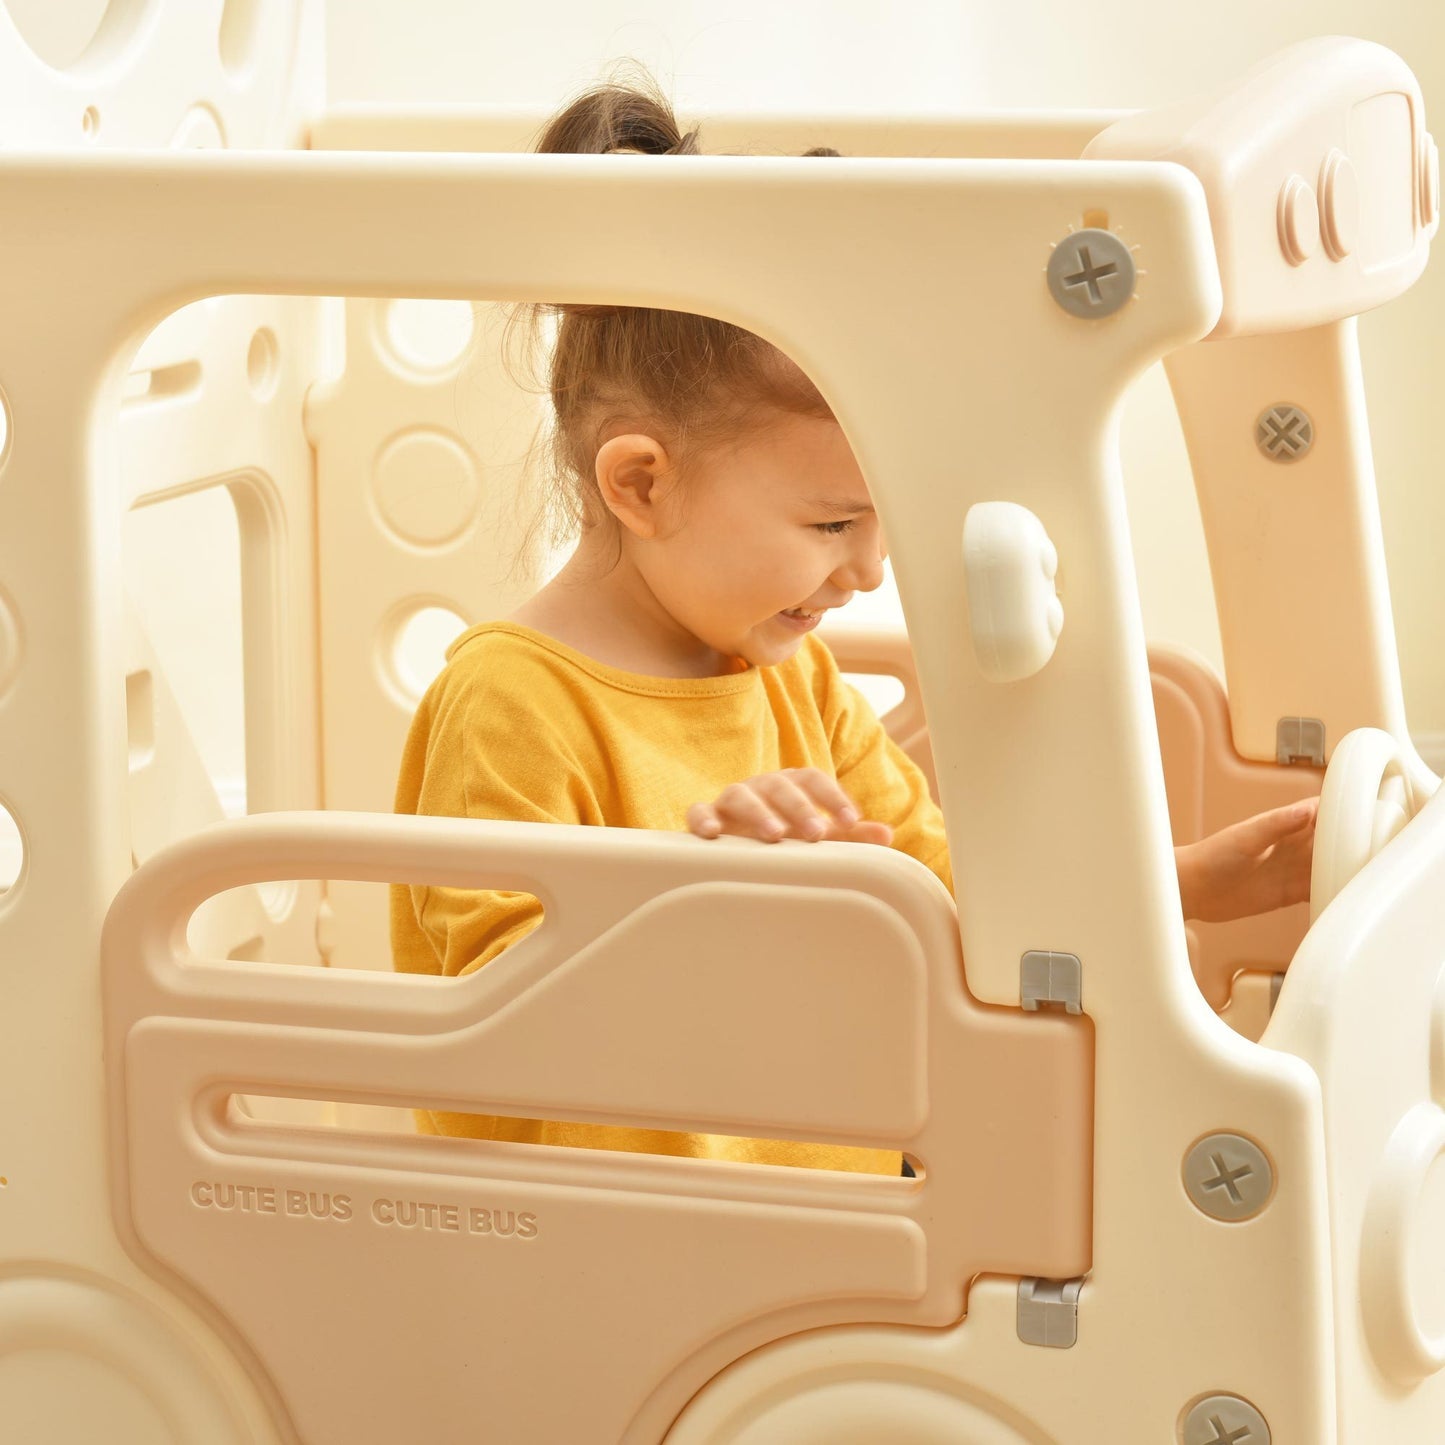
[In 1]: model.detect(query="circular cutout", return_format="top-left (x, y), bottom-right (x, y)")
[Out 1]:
top-left (0, 797), bottom-right (23, 896)
top-left (383, 300), bottom-right (476, 373)
top-left (0, 585), bottom-right (21, 703)
top-left (0, 1274), bottom-right (251, 1442)
top-left (246, 328), bottom-right (279, 401)
top-left (671, 1374), bottom-right (1040, 1444)
top-left (372, 429), bottom-right (480, 548)
top-left (386, 604), bottom-right (469, 704)
top-left (0, 381), bottom-right (11, 472)
top-left (6, 0), bottom-right (122, 70)
top-left (1361, 1103), bottom-right (1445, 1381)
top-left (81, 106), bottom-right (100, 140)
top-left (0, 1347), bottom-right (172, 1438)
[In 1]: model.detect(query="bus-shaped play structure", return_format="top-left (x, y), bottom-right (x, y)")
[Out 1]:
top-left (1, 15), bottom-right (1442, 1443)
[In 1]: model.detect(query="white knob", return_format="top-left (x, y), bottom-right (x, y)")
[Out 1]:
top-left (963, 502), bottom-right (1064, 683)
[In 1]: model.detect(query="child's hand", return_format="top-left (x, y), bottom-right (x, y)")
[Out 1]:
top-left (686, 768), bottom-right (893, 846)
top-left (1176, 796), bottom-right (1319, 923)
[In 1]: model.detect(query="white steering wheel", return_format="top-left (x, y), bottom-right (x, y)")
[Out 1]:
top-left (1310, 727), bottom-right (1430, 923)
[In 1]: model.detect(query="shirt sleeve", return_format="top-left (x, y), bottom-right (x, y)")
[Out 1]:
top-left (819, 652), bottom-right (953, 896)
top-left (396, 665), bottom-right (600, 978)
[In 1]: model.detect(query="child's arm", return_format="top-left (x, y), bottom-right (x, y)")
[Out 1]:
top-left (392, 665), bottom-right (600, 978)
top-left (1174, 796), bottom-right (1318, 923)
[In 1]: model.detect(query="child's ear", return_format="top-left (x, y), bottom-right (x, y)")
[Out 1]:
top-left (595, 433), bottom-right (676, 539)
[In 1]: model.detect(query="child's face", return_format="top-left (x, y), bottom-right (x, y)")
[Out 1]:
top-left (638, 411), bottom-right (887, 668)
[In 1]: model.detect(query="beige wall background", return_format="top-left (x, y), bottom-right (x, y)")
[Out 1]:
top-left (2, 0), bottom-right (1440, 817)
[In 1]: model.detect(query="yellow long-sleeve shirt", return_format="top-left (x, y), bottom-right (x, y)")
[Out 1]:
top-left (389, 621), bottom-right (951, 1172)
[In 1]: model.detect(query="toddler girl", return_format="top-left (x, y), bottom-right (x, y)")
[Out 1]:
top-left (389, 75), bottom-right (1317, 1174)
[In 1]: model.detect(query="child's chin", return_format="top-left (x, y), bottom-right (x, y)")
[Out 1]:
top-left (748, 631), bottom-right (807, 665)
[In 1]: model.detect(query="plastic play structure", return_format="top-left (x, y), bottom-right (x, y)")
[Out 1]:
top-left (1, 6), bottom-right (1443, 1440)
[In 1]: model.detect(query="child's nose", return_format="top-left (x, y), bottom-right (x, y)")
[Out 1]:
top-left (833, 539), bottom-right (887, 593)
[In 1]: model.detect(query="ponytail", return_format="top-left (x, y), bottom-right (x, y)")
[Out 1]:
top-left (505, 65), bottom-right (839, 560)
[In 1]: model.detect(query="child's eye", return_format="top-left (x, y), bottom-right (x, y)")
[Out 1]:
top-left (814, 519), bottom-right (856, 535)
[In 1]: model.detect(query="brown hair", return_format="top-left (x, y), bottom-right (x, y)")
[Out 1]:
top-left (506, 65), bottom-right (841, 560)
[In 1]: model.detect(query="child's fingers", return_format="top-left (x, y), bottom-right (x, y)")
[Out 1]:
top-left (711, 781), bottom-right (793, 842)
top-left (688, 772), bottom-right (891, 846)
top-left (1233, 796), bottom-right (1319, 853)
top-left (752, 772), bottom-right (836, 840)
top-left (784, 767), bottom-right (865, 830)
top-left (685, 802), bottom-right (723, 839)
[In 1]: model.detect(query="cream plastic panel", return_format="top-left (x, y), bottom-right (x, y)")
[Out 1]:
top-left (0, 38), bottom-right (1437, 1445)
top-left (1087, 37), bottom-right (1437, 338)
top-left (0, 141), bottom-right (1326, 1441)
top-left (1166, 320), bottom-right (1412, 765)
top-left (120, 292), bottom-right (326, 970)
top-left (1091, 36), bottom-right (1433, 770)
top-left (1267, 786), bottom-right (1445, 1441)
top-left (310, 106), bottom-right (1124, 161)
top-left (0, 0), bottom-right (323, 151)
top-left (0, 6), bottom-right (327, 1441)
top-left (104, 811), bottom-right (1090, 1444)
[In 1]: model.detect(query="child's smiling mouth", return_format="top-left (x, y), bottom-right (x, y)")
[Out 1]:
top-left (777, 606), bottom-right (825, 632)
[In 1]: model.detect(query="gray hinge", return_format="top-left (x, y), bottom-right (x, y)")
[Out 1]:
top-left (1020, 950), bottom-right (1082, 1015)
top-left (1276, 716), bottom-right (1325, 766)
top-left (1017, 1276), bottom-right (1084, 1348)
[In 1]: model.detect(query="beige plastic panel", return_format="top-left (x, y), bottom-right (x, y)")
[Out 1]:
top-left (0, 5), bottom-right (326, 1442)
top-left (120, 292), bottom-right (327, 962)
top-left (103, 811), bottom-right (1091, 1444)
top-left (310, 106), bottom-right (1124, 161)
top-left (1088, 37), bottom-right (1437, 338)
top-left (0, 37), bottom-right (1437, 1445)
top-left (0, 0), bottom-right (323, 151)
top-left (1267, 785), bottom-right (1445, 1441)
top-left (2, 128), bottom-right (1329, 1442)
top-left (1166, 319), bottom-right (1412, 765)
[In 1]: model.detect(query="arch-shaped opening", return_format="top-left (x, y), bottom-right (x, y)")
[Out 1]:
top-left (125, 483), bottom-right (248, 819)
top-left (5, 0), bottom-right (156, 73)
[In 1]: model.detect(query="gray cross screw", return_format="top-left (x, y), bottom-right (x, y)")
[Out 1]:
top-left (1255, 404), bottom-right (1314, 461)
top-left (1181, 1394), bottom-right (1271, 1445)
top-left (1046, 227), bottom-right (1136, 319)
top-left (1182, 1133), bottom-right (1274, 1222)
